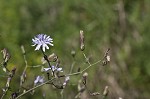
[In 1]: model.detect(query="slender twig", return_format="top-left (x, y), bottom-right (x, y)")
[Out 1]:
top-left (60, 89), bottom-right (64, 99)
top-left (21, 46), bottom-right (28, 74)
top-left (15, 78), bottom-right (55, 99)
top-left (27, 65), bottom-right (43, 68)
top-left (69, 61), bottom-right (75, 74)
top-left (20, 46), bottom-right (28, 87)
top-left (66, 59), bottom-right (102, 76)
top-left (82, 52), bottom-right (91, 66)
top-left (81, 59), bottom-right (101, 73)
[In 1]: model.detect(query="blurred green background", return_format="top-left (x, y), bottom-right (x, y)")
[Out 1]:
top-left (0, 0), bottom-right (150, 99)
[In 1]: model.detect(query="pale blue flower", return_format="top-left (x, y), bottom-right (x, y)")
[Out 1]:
top-left (32, 34), bottom-right (54, 52)
top-left (34, 76), bottom-right (44, 85)
top-left (43, 65), bottom-right (63, 72)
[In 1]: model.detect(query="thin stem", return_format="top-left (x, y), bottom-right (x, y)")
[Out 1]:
top-left (69, 61), bottom-right (75, 74)
top-left (67, 72), bottom-right (81, 76)
top-left (66, 59), bottom-right (102, 76)
top-left (15, 78), bottom-right (55, 99)
top-left (82, 52), bottom-right (91, 66)
top-left (81, 59), bottom-right (101, 73)
top-left (41, 48), bottom-right (54, 76)
top-left (60, 89), bottom-right (64, 99)
top-left (27, 65), bottom-right (43, 68)
top-left (20, 46), bottom-right (28, 87)
top-left (21, 46), bottom-right (28, 74)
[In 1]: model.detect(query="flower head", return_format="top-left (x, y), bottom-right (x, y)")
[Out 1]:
top-left (43, 65), bottom-right (63, 72)
top-left (34, 76), bottom-right (44, 85)
top-left (32, 34), bottom-right (54, 52)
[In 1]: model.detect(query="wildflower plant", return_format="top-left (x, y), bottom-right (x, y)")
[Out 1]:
top-left (0, 31), bottom-right (111, 99)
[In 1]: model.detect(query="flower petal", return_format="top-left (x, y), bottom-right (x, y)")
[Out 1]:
top-left (35, 44), bottom-right (41, 50)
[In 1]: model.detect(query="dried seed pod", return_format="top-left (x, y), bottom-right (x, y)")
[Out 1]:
top-left (1, 48), bottom-right (7, 59)
top-left (103, 86), bottom-right (109, 97)
top-left (78, 80), bottom-right (85, 92)
top-left (102, 60), bottom-right (107, 66)
top-left (6, 77), bottom-right (11, 87)
top-left (48, 53), bottom-right (58, 62)
top-left (102, 48), bottom-right (110, 66)
top-left (106, 55), bottom-right (110, 62)
top-left (1, 48), bottom-right (11, 63)
top-left (82, 72), bottom-right (88, 85)
top-left (80, 30), bottom-right (85, 51)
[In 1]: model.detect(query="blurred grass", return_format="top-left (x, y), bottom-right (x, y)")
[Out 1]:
top-left (0, 0), bottom-right (150, 98)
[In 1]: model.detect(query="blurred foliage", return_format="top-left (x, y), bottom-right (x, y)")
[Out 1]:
top-left (0, 0), bottom-right (150, 99)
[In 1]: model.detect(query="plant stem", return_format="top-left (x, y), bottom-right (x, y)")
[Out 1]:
top-left (21, 46), bottom-right (28, 75)
top-left (82, 52), bottom-right (91, 66)
top-left (66, 59), bottom-right (102, 76)
top-left (15, 78), bottom-right (55, 99)
top-left (27, 65), bottom-right (43, 68)
top-left (69, 61), bottom-right (75, 74)
top-left (41, 48), bottom-right (54, 76)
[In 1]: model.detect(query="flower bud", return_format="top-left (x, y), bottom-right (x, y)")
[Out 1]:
top-left (71, 50), bottom-right (76, 58)
top-left (83, 72), bottom-right (88, 78)
top-left (80, 30), bottom-right (85, 51)
top-left (21, 45), bottom-right (25, 54)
